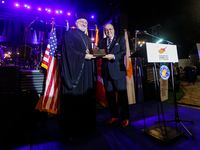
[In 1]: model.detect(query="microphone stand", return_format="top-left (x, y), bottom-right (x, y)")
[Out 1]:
top-left (19, 17), bottom-right (39, 69)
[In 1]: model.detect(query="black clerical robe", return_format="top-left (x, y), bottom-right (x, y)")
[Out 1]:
top-left (60, 28), bottom-right (96, 138)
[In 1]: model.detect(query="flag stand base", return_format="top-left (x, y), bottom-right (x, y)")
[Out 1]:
top-left (141, 124), bottom-right (183, 142)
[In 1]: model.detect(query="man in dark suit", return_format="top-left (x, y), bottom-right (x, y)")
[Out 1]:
top-left (98, 23), bottom-right (129, 127)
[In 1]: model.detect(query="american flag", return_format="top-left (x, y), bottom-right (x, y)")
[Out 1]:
top-left (42, 27), bottom-right (61, 114)
top-left (41, 44), bottom-right (50, 69)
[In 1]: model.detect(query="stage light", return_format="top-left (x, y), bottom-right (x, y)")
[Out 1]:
top-left (38, 7), bottom-right (42, 11)
top-left (56, 10), bottom-right (59, 14)
top-left (138, 41), bottom-right (145, 47)
top-left (24, 4), bottom-right (30, 9)
top-left (91, 38), bottom-right (95, 41)
top-left (45, 8), bottom-right (51, 12)
top-left (15, 3), bottom-right (20, 7)
top-left (60, 10), bottom-right (63, 14)
top-left (2, 1), bottom-right (5, 3)
top-left (91, 15), bottom-right (94, 19)
top-left (156, 39), bottom-right (163, 44)
top-left (67, 12), bottom-right (71, 16)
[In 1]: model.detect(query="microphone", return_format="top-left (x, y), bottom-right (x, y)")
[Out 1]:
top-left (137, 30), bottom-right (147, 34)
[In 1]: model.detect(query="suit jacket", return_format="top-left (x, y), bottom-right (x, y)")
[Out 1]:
top-left (98, 35), bottom-right (127, 80)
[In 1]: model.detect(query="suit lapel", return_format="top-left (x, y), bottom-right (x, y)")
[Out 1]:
top-left (109, 36), bottom-right (117, 52)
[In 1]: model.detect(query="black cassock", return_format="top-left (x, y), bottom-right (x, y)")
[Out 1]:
top-left (60, 28), bottom-right (96, 138)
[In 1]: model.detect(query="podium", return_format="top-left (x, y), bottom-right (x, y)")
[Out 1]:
top-left (140, 42), bottom-right (194, 141)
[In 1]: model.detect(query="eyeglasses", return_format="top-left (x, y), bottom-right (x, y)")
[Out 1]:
top-left (105, 28), bottom-right (113, 32)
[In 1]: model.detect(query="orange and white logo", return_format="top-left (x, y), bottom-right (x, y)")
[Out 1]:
top-left (158, 47), bottom-right (167, 54)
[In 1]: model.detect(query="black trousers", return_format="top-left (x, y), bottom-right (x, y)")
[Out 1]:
top-left (104, 74), bottom-right (129, 120)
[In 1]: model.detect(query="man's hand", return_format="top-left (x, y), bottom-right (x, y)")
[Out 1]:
top-left (103, 54), bottom-right (115, 60)
top-left (85, 54), bottom-right (96, 60)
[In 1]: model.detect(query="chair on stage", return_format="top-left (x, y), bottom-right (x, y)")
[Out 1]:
top-left (17, 45), bottom-right (33, 69)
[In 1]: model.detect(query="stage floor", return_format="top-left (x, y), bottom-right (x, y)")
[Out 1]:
top-left (1, 100), bottom-right (200, 150)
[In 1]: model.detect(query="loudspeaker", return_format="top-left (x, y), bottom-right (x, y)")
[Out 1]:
top-left (0, 66), bottom-right (20, 94)
top-left (20, 70), bottom-right (46, 94)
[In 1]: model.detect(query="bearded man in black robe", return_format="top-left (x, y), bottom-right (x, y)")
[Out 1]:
top-left (60, 12), bottom-right (96, 139)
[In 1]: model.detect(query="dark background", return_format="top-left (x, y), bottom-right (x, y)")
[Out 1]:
top-left (3, 0), bottom-right (200, 58)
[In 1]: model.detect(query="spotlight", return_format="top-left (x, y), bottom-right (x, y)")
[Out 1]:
top-left (45, 8), bottom-right (51, 12)
top-left (156, 39), bottom-right (163, 44)
top-left (55, 10), bottom-right (59, 14)
top-left (67, 12), bottom-right (71, 16)
top-left (24, 4), bottom-right (30, 9)
top-left (91, 15), bottom-right (94, 19)
top-left (15, 3), bottom-right (20, 7)
top-left (2, 1), bottom-right (5, 3)
top-left (60, 10), bottom-right (63, 14)
top-left (38, 7), bottom-right (42, 11)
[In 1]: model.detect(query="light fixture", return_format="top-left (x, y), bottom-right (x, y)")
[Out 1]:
top-left (156, 39), bottom-right (163, 44)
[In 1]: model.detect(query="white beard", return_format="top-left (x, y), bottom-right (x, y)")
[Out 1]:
top-left (77, 24), bottom-right (87, 32)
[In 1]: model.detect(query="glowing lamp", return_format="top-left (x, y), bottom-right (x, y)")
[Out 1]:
top-left (156, 39), bottom-right (163, 44)
top-left (15, 3), bottom-right (20, 7)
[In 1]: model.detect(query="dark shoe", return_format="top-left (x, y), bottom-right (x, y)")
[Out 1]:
top-left (122, 119), bottom-right (129, 128)
top-left (105, 118), bottom-right (119, 124)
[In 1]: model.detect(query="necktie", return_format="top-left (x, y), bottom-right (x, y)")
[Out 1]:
top-left (107, 38), bottom-right (111, 53)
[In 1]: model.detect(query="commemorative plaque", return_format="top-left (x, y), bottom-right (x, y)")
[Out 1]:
top-left (90, 48), bottom-right (107, 57)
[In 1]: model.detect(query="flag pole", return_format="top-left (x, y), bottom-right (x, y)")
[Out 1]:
top-left (65, 20), bottom-right (69, 31)
top-left (51, 18), bottom-right (55, 31)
